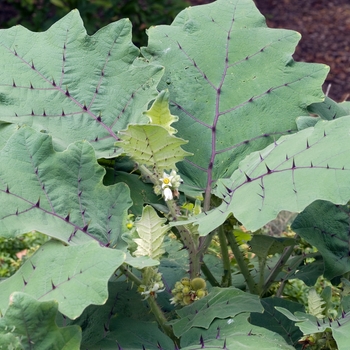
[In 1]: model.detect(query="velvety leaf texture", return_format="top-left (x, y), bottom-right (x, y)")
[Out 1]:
top-left (0, 10), bottom-right (163, 158)
top-left (0, 292), bottom-right (81, 349)
top-left (142, 0), bottom-right (328, 195)
top-left (185, 116), bottom-right (350, 234)
top-left (0, 126), bottom-right (132, 246)
top-left (0, 240), bottom-right (125, 319)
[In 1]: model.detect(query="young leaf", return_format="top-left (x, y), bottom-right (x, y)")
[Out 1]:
top-left (133, 205), bottom-right (169, 260)
top-left (118, 123), bottom-right (191, 175)
top-left (142, 0), bottom-right (328, 194)
top-left (307, 288), bottom-right (325, 319)
top-left (183, 116), bottom-right (350, 234)
top-left (144, 89), bottom-right (179, 135)
top-left (0, 10), bottom-right (163, 158)
top-left (0, 126), bottom-right (132, 246)
top-left (0, 292), bottom-right (81, 349)
top-left (0, 240), bottom-right (125, 319)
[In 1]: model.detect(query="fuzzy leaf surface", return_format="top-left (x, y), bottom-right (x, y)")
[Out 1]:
top-left (0, 240), bottom-right (125, 319)
top-left (144, 89), bottom-right (179, 135)
top-left (133, 205), bottom-right (169, 259)
top-left (142, 0), bottom-right (328, 194)
top-left (0, 126), bottom-right (132, 246)
top-left (118, 124), bottom-right (191, 175)
top-left (292, 200), bottom-right (350, 280)
top-left (170, 287), bottom-right (263, 337)
top-left (0, 10), bottom-right (163, 158)
top-left (185, 116), bottom-right (350, 234)
top-left (0, 292), bottom-right (81, 349)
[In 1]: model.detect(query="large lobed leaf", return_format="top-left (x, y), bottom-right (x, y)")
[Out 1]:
top-left (0, 240), bottom-right (125, 319)
top-left (142, 0), bottom-right (328, 195)
top-left (184, 116), bottom-right (350, 234)
top-left (0, 292), bottom-right (81, 349)
top-left (0, 10), bottom-right (163, 158)
top-left (0, 126), bottom-right (132, 246)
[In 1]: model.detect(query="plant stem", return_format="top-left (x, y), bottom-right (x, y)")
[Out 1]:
top-left (147, 295), bottom-right (180, 346)
top-left (226, 231), bottom-right (258, 294)
top-left (218, 226), bottom-right (232, 287)
top-left (200, 260), bottom-right (220, 287)
top-left (119, 264), bottom-right (179, 346)
top-left (260, 240), bottom-right (297, 297)
top-left (119, 264), bottom-right (142, 286)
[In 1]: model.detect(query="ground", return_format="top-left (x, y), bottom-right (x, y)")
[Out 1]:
top-left (191, 0), bottom-right (350, 102)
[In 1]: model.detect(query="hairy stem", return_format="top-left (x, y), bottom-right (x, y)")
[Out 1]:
top-left (260, 237), bottom-right (299, 297)
top-left (218, 226), bottom-right (232, 287)
top-left (147, 295), bottom-right (180, 345)
top-left (226, 231), bottom-right (258, 294)
top-left (119, 264), bottom-right (179, 345)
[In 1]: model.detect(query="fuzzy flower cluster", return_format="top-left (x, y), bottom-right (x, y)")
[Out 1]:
top-left (138, 270), bottom-right (165, 300)
top-left (170, 277), bottom-right (208, 306)
top-left (158, 170), bottom-right (183, 201)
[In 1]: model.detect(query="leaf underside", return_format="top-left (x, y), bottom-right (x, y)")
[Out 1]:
top-left (184, 116), bottom-right (350, 234)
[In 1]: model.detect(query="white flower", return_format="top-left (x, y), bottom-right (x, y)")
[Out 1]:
top-left (141, 283), bottom-right (165, 299)
top-left (159, 171), bottom-right (174, 189)
top-left (163, 187), bottom-right (173, 201)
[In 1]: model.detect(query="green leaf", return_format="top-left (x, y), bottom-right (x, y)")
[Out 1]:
top-left (180, 313), bottom-right (294, 350)
top-left (104, 169), bottom-right (161, 217)
top-left (250, 298), bottom-right (304, 349)
top-left (142, 0), bottom-right (328, 192)
top-left (170, 287), bottom-right (263, 337)
top-left (90, 318), bottom-right (174, 350)
top-left (249, 235), bottom-right (295, 258)
top-left (118, 124), bottom-right (192, 176)
top-left (0, 240), bottom-right (125, 319)
top-left (292, 200), bottom-right (350, 280)
top-left (0, 292), bottom-right (81, 349)
top-left (0, 10), bottom-right (163, 158)
top-left (56, 279), bottom-right (157, 347)
top-left (307, 288), bottom-right (325, 319)
top-left (308, 96), bottom-right (350, 120)
top-left (184, 116), bottom-right (350, 234)
top-left (133, 205), bottom-right (169, 259)
top-left (0, 126), bottom-right (132, 246)
top-left (275, 307), bottom-right (350, 350)
top-left (144, 89), bottom-right (179, 135)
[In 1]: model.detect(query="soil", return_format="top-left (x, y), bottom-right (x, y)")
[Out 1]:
top-left (190, 0), bottom-right (350, 102)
